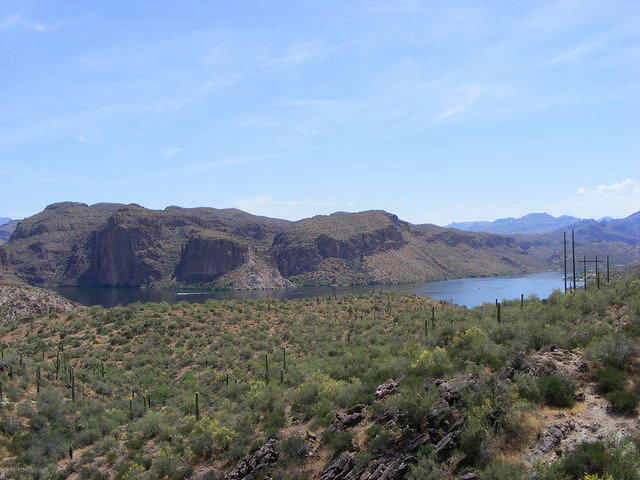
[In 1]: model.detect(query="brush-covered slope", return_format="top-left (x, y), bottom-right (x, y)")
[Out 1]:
top-left (272, 211), bottom-right (547, 285)
top-left (2, 270), bottom-right (640, 479)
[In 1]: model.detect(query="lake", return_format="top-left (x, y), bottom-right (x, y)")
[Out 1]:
top-left (52, 270), bottom-right (565, 309)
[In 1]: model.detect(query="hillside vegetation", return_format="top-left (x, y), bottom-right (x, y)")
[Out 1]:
top-left (1, 269), bottom-right (640, 479)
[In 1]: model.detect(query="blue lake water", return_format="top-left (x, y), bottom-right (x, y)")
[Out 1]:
top-left (52, 270), bottom-right (565, 309)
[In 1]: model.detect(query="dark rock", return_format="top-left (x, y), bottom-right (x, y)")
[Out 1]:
top-left (226, 439), bottom-right (278, 480)
top-left (532, 421), bottom-right (575, 459)
top-left (359, 455), bottom-right (415, 480)
top-left (375, 379), bottom-right (399, 400)
top-left (435, 430), bottom-right (458, 460)
top-left (321, 453), bottom-right (414, 480)
top-left (330, 404), bottom-right (366, 431)
top-left (321, 452), bottom-right (356, 480)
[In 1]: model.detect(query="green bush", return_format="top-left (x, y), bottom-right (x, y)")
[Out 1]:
top-left (542, 441), bottom-right (622, 479)
top-left (480, 459), bottom-right (529, 480)
top-left (596, 367), bottom-right (628, 394)
top-left (606, 390), bottom-right (640, 416)
top-left (322, 430), bottom-right (354, 453)
top-left (537, 375), bottom-right (576, 408)
top-left (586, 333), bottom-right (638, 369)
top-left (279, 435), bottom-right (307, 460)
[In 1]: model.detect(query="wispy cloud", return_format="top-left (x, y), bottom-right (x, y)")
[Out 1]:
top-left (550, 39), bottom-right (604, 64)
top-left (162, 146), bottom-right (183, 159)
top-left (1, 13), bottom-right (49, 32)
top-left (576, 178), bottom-right (640, 196)
top-left (434, 85), bottom-right (484, 121)
top-left (266, 41), bottom-right (326, 67)
top-left (1, 13), bottom-right (91, 33)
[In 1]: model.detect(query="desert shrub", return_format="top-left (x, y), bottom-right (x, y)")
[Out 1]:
top-left (188, 416), bottom-right (236, 458)
top-left (586, 333), bottom-right (638, 369)
top-left (514, 373), bottom-right (543, 404)
top-left (596, 368), bottom-right (628, 394)
top-left (450, 326), bottom-right (504, 368)
top-left (458, 416), bottom-right (497, 467)
top-left (386, 384), bottom-right (439, 429)
top-left (537, 375), bottom-right (576, 408)
top-left (606, 390), bottom-right (640, 416)
top-left (479, 459), bottom-right (529, 480)
top-left (412, 346), bottom-right (454, 377)
top-left (322, 430), bottom-right (353, 453)
top-left (540, 441), bottom-right (634, 480)
top-left (278, 434), bottom-right (307, 462)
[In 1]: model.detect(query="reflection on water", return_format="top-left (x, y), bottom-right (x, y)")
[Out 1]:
top-left (52, 271), bottom-right (565, 309)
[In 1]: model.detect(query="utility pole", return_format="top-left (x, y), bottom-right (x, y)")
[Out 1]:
top-left (563, 232), bottom-right (568, 293)
top-left (578, 256), bottom-right (605, 291)
top-left (571, 230), bottom-right (576, 291)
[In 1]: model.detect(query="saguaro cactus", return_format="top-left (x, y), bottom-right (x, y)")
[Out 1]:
top-left (264, 354), bottom-right (270, 385)
top-left (195, 392), bottom-right (200, 421)
top-left (282, 347), bottom-right (287, 372)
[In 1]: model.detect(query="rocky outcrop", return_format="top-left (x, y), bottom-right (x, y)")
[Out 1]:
top-left (320, 453), bottom-right (415, 480)
top-left (329, 404), bottom-right (366, 431)
top-left (0, 284), bottom-right (76, 320)
top-left (226, 438), bottom-right (278, 480)
top-left (375, 379), bottom-right (399, 400)
top-left (531, 420), bottom-right (576, 460)
top-left (174, 232), bottom-right (290, 289)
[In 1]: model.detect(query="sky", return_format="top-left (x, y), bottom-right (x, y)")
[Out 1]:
top-left (1, 0), bottom-right (639, 225)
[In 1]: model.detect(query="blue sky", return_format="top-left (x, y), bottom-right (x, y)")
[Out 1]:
top-left (1, 0), bottom-right (638, 224)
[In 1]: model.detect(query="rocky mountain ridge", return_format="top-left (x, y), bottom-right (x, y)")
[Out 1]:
top-left (3, 202), bottom-right (639, 290)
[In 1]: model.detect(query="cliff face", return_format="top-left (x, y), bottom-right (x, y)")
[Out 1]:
top-left (175, 234), bottom-right (248, 283)
top-left (174, 233), bottom-right (290, 289)
top-left (80, 207), bottom-right (164, 286)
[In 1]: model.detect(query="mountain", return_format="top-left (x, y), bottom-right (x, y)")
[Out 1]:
top-left (2, 203), bottom-right (552, 289)
top-left (0, 218), bottom-right (20, 244)
top-left (558, 211), bottom-right (640, 245)
top-left (448, 213), bottom-right (582, 235)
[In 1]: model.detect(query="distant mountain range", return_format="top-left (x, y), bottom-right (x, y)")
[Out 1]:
top-left (447, 212), bottom-right (640, 246)
top-left (447, 213), bottom-right (582, 235)
top-left (0, 218), bottom-right (20, 244)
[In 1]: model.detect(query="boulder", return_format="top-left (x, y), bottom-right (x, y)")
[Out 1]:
top-left (226, 439), bottom-right (278, 480)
